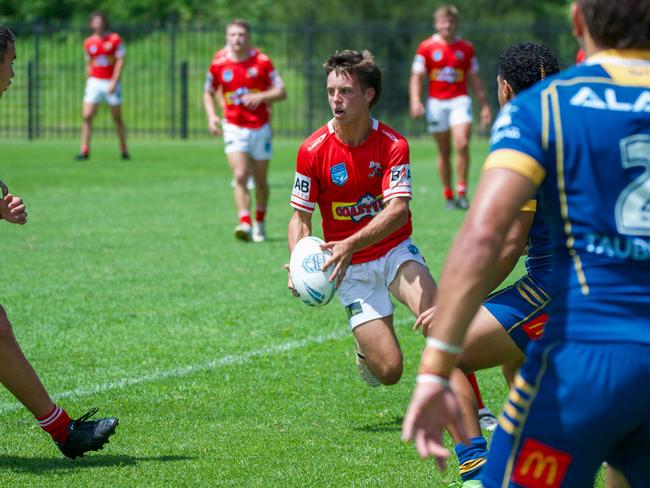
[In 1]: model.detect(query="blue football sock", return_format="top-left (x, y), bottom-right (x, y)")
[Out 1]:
top-left (455, 436), bottom-right (488, 481)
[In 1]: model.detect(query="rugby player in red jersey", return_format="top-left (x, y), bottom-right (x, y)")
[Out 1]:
top-left (287, 49), bottom-right (437, 387)
top-left (410, 5), bottom-right (491, 209)
top-left (204, 19), bottom-right (286, 242)
top-left (1, 25), bottom-right (118, 459)
top-left (76, 11), bottom-right (129, 161)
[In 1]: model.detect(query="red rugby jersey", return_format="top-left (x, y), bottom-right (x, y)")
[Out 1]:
top-left (291, 119), bottom-right (413, 265)
top-left (204, 47), bottom-right (282, 128)
top-left (412, 34), bottom-right (478, 99)
top-left (84, 32), bottom-right (124, 80)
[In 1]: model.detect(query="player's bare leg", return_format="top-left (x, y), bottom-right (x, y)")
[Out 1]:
top-left (501, 356), bottom-right (524, 387)
top-left (389, 260), bottom-right (437, 318)
top-left (77, 102), bottom-right (99, 160)
top-left (451, 122), bottom-right (472, 209)
top-left (606, 465), bottom-right (631, 488)
top-left (227, 151), bottom-right (253, 241)
top-left (251, 159), bottom-right (269, 242)
top-left (0, 305), bottom-right (55, 418)
top-left (109, 105), bottom-right (129, 159)
top-left (353, 317), bottom-right (403, 386)
top-left (433, 131), bottom-right (454, 207)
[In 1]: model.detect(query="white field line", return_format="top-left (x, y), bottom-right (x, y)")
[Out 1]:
top-left (0, 318), bottom-right (414, 415)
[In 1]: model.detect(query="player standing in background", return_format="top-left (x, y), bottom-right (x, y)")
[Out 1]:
top-left (204, 19), bottom-right (286, 242)
top-left (414, 42), bottom-right (560, 488)
top-left (409, 5), bottom-right (491, 210)
top-left (0, 25), bottom-right (118, 459)
top-left (76, 11), bottom-right (129, 161)
top-left (403, 1), bottom-right (650, 486)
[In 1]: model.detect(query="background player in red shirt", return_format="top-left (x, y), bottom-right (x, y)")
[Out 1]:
top-left (203, 19), bottom-right (286, 242)
top-left (76, 11), bottom-right (128, 161)
top-left (410, 5), bottom-right (491, 209)
top-left (287, 49), bottom-right (438, 387)
top-left (0, 25), bottom-right (118, 459)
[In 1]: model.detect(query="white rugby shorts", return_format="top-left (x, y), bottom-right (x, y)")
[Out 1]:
top-left (425, 95), bottom-right (472, 133)
top-left (223, 122), bottom-right (272, 161)
top-left (83, 77), bottom-right (122, 106)
top-left (337, 238), bottom-right (428, 330)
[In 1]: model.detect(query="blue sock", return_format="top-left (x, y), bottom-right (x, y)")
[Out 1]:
top-left (455, 436), bottom-right (488, 481)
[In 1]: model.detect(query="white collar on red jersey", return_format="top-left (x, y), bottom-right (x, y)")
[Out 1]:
top-left (327, 118), bottom-right (379, 134)
top-left (432, 33), bottom-right (461, 44)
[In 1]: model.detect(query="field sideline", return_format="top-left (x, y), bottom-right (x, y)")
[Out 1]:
top-left (0, 138), bottom-right (604, 486)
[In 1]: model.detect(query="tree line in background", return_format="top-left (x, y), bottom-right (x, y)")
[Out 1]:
top-left (2, 0), bottom-right (569, 26)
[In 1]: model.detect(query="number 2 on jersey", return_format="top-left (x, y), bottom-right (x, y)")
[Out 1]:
top-left (615, 135), bottom-right (650, 236)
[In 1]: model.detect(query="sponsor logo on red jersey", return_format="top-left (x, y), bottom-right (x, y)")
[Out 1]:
top-left (332, 193), bottom-right (384, 222)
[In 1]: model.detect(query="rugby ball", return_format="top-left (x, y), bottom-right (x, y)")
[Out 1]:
top-left (290, 236), bottom-right (336, 307)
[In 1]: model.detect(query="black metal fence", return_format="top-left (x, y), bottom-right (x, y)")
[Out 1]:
top-left (0, 21), bottom-right (577, 140)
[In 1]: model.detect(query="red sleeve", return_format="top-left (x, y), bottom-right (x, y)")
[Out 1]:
top-left (204, 64), bottom-right (220, 92)
top-left (290, 144), bottom-right (319, 213)
top-left (382, 138), bottom-right (412, 202)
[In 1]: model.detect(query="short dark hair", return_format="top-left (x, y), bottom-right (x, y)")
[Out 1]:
top-left (497, 42), bottom-right (560, 94)
top-left (226, 19), bottom-right (251, 34)
top-left (323, 50), bottom-right (382, 108)
top-left (577, 0), bottom-right (650, 49)
top-left (0, 25), bottom-right (15, 63)
top-left (89, 11), bottom-right (109, 29)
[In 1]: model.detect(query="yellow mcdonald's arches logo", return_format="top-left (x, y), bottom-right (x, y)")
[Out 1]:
top-left (519, 450), bottom-right (558, 485)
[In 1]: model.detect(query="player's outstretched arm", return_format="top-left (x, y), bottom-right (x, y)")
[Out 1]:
top-left (321, 197), bottom-right (409, 286)
top-left (203, 91), bottom-right (222, 136)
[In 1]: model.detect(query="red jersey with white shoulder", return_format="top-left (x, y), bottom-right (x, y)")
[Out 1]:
top-left (204, 47), bottom-right (283, 129)
top-left (84, 33), bottom-right (124, 80)
top-left (291, 119), bottom-right (413, 265)
top-left (412, 34), bottom-right (478, 99)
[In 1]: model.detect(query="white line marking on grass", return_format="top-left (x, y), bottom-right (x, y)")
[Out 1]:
top-left (0, 317), bottom-right (416, 415)
top-left (0, 329), bottom-right (350, 414)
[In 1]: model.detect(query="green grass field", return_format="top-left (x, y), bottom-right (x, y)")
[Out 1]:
top-left (0, 137), bottom-right (605, 486)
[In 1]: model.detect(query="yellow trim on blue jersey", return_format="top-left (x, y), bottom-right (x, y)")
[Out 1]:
top-left (601, 63), bottom-right (650, 87)
top-left (503, 402), bottom-right (521, 421)
top-left (459, 458), bottom-right (487, 475)
top-left (590, 49), bottom-right (650, 61)
top-left (506, 302), bottom-right (547, 334)
top-left (501, 343), bottom-right (560, 488)
top-left (519, 281), bottom-right (546, 306)
top-left (514, 374), bottom-right (534, 395)
top-left (521, 200), bottom-right (537, 212)
top-left (541, 91), bottom-right (550, 150)
top-left (484, 150), bottom-right (546, 187)
top-left (547, 84), bottom-right (590, 295)
top-left (498, 415), bottom-right (516, 435)
top-left (508, 389), bottom-right (529, 409)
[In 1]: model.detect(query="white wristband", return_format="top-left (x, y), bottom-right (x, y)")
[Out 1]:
top-left (425, 337), bottom-right (462, 354)
top-left (416, 374), bottom-right (450, 388)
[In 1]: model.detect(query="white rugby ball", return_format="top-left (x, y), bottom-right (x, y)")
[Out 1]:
top-left (290, 236), bottom-right (336, 307)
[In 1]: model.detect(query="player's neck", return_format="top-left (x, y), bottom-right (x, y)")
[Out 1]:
top-left (333, 117), bottom-right (372, 148)
top-left (228, 46), bottom-right (251, 62)
top-left (93, 29), bottom-right (107, 38)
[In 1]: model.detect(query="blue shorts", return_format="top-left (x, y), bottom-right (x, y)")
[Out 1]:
top-left (481, 340), bottom-right (650, 488)
top-left (483, 274), bottom-right (550, 352)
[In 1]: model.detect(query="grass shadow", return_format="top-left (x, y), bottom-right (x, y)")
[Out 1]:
top-left (353, 415), bottom-right (403, 433)
top-left (0, 454), bottom-right (193, 473)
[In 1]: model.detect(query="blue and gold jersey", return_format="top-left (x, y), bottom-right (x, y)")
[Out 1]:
top-left (521, 195), bottom-right (552, 289)
top-left (485, 50), bottom-right (650, 344)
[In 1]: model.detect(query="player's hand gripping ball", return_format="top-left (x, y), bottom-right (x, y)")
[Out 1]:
top-left (290, 236), bottom-right (336, 307)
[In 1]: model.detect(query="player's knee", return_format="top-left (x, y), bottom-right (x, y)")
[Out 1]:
top-left (233, 170), bottom-right (248, 185)
top-left (455, 138), bottom-right (469, 153)
top-left (376, 357), bottom-right (403, 385)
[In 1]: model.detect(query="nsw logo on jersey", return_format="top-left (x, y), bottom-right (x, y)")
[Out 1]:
top-left (223, 69), bottom-right (234, 83)
top-left (330, 162), bottom-right (348, 186)
top-left (332, 193), bottom-right (384, 222)
top-left (433, 50), bottom-right (443, 62)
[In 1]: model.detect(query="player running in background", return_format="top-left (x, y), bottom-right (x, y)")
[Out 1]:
top-left (409, 5), bottom-right (491, 210)
top-left (76, 11), bottom-right (129, 161)
top-left (204, 19), bottom-right (286, 242)
top-left (403, 1), bottom-right (650, 486)
top-left (414, 42), bottom-right (559, 488)
top-left (0, 25), bottom-right (118, 459)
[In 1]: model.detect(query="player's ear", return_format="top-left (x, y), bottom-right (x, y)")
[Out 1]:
top-left (502, 80), bottom-right (514, 103)
top-left (365, 87), bottom-right (376, 105)
top-left (570, 2), bottom-right (585, 39)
